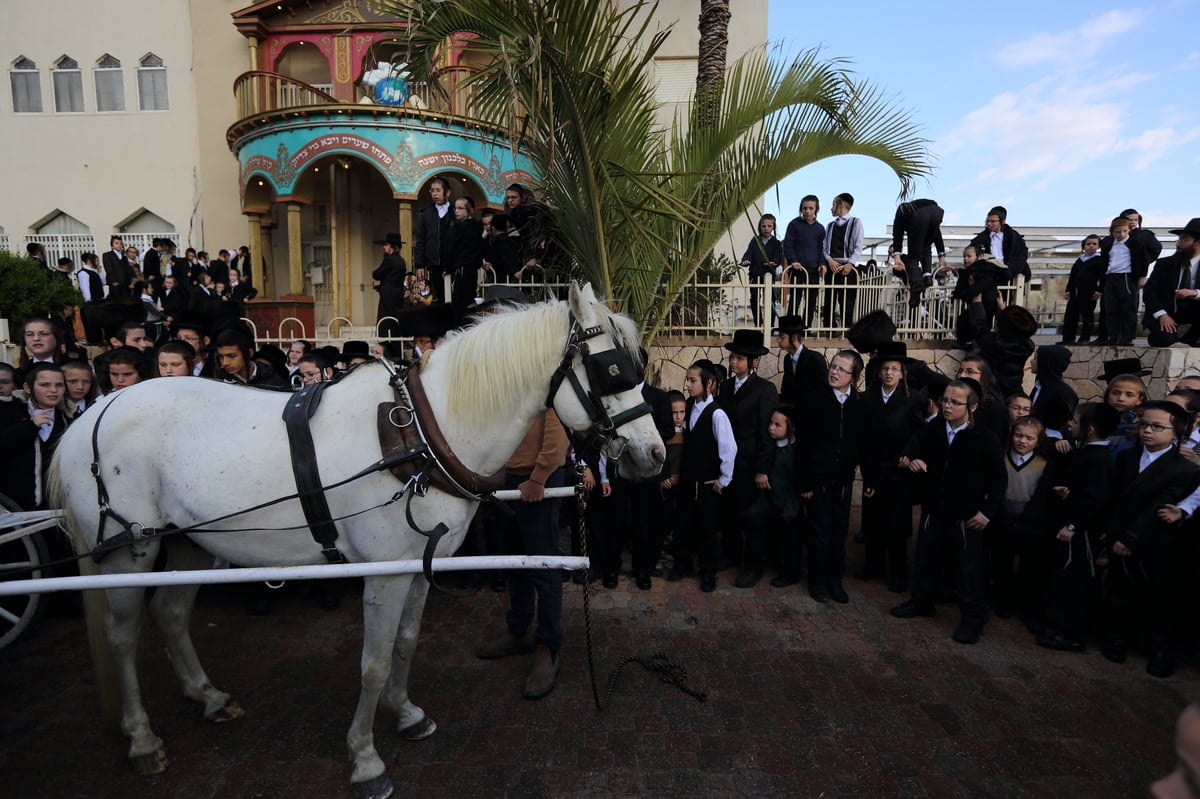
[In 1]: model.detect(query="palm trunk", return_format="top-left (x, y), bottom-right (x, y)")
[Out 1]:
top-left (696, 0), bottom-right (730, 128)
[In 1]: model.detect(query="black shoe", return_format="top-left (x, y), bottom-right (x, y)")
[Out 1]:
top-left (1093, 338), bottom-right (1113, 346)
top-left (699, 574), bottom-right (717, 593)
top-left (602, 573), bottom-right (619, 589)
top-left (1102, 638), bottom-right (1127, 664)
top-left (1147, 651), bottom-right (1176, 678)
top-left (1057, 339), bottom-right (1075, 346)
top-left (733, 569), bottom-right (762, 589)
top-left (649, 567), bottom-right (663, 578)
top-left (1077, 338), bottom-right (1092, 345)
top-left (667, 567), bottom-right (692, 582)
top-left (828, 584), bottom-right (849, 604)
top-left (886, 577), bottom-right (908, 594)
top-left (809, 588), bottom-right (831, 603)
top-left (571, 570), bottom-right (588, 585)
top-left (715, 557), bottom-right (736, 573)
top-left (952, 623), bottom-right (982, 645)
top-left (890, 599), bottom-right (936, 619)
top-left (635, 573), bottom-right (652, 591)
top-left (770, 575), bottom-right (798, 588)
top-left (1117, 340), bottom-right (1134, 347)
top-left (1036, 632), bottom-right (1084, 653)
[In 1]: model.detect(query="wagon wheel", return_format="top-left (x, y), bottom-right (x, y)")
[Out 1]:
top-left (0, 492), bottom-right (49, 652)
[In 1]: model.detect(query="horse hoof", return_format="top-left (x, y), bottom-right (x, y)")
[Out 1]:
top-left (130, 748), bottom-right (169, 776)
top-left (207, 699), bottom-right (245, 723)
top-left (351, 772), bottom-right (394, 799)
top-left (397, 716), bottom-right (437, 741)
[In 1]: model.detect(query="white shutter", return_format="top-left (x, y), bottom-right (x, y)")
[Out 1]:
top-left (137, 67), bottom-right (168, 111)
top-left (95, 68), bottom-right (125, 111)
top-left (10, 70), bottom-right (42, 113)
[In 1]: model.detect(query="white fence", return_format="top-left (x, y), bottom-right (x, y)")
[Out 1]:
top-left (3, 232), bottom-right (181, 265)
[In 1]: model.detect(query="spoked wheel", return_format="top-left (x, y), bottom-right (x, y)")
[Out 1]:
top-left (0, 492), bottom-right (49, 652)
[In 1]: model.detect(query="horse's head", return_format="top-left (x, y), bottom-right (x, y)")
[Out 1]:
top-left (547, 284), bottom-right (666, 481)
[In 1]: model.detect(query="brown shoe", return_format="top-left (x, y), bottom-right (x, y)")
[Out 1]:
top-left (475, 631), bottom-right (535, 660)
top-left (522, 645), bottom-right (560, 700)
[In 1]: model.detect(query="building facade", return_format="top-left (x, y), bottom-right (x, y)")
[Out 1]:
top-left (1, 0), bottom-right (767, 329)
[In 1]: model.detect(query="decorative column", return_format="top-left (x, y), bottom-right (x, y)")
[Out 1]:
top-left (248, 35), bottom-right (258, 70)
top-left (247, 214), bottom-right (265, 294)
top-left (287, 203), bottom-right (303, 295)
top-left (398, 199), bottom-right (414, 266)
top-left (332, 35), bottom-right (355, 102)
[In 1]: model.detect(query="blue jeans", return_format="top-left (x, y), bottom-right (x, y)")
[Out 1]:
top-left (503, 468), bottom-right (564, 652)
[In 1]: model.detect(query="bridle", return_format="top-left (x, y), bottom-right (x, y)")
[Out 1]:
top-left (545, 313), bottom-right (652, 461)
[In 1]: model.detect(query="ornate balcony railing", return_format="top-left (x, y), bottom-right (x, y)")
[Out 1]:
top-left (233, 71), bottom-right (339, 120)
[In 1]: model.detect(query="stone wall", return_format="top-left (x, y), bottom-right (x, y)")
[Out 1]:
top-left (648, 338), bottom-right (1194, 403)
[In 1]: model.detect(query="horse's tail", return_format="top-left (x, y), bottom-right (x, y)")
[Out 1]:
top-left (46, 442), bottom-right (85, 553)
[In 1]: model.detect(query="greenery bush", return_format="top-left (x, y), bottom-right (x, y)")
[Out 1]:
top-left (0, 250), bottom-right (82, 328)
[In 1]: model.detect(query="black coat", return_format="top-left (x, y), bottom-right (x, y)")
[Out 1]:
top-left (484, 234), bottom-right (522, 282)
top-left (413, 206), bottom-right (454, 271)
top-left (1108, 446), bottom-right (1200, 564)
top-left (903, 419), bottom-right (1007, 522)
top-left (970, 226), bottom-right (1030, 281)
top-left (102, 250), bottom-right (132, 294)
top-left (372, 251), bottom-right (409, 317)
top-left (1054, 443), bottom-right (1113, 533)
top-left (1098, 233), bottom-right (1152, 282)
top-left (614, 383), bottom-right (675, 481)
top-left (0, 401), bottom-right (67, 510)
top-left (859, 385), bottom-right (924, 489)
top-left (718, 373), bottom-right (779, 475)
top-left (779, 346), bottom-right (827, 406)
top-left (793, 388), bottom-right (866, 491)
top-left (1142, 251), bottom-right (1200, 328)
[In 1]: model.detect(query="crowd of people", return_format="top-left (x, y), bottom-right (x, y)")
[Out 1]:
top-left (744, 197), bottom-right (1197, 349)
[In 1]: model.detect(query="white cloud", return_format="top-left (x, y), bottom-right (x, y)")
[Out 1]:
top-left (996, 9), bottom-right (1143, 68)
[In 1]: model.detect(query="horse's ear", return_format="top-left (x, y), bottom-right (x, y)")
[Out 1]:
top-left (568, 282), bottom-right (596, 320)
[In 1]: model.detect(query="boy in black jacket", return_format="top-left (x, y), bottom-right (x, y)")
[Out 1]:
top-left (1101, 401), bottom-right (1200, 677)
top-left (794, 350), bottom-right (866, 604)
top-left (1036, 402), bottom-right (1119, 653)
top-left (891, 378), bottom-right (1008, 644)
top-left (1059, 234), bottom-right (1104, 344)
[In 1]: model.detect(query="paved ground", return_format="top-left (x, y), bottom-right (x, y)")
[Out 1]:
top-left (1, 564), bottom-right (1195, 799)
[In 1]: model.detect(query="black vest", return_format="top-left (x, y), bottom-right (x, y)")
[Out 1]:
top-left (681, 399), bottom-right (721, 482)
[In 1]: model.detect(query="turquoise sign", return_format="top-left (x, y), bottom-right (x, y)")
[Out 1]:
top-left (234, 111), bottom-right (536, 202)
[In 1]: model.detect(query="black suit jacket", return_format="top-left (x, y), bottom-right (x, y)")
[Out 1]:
top-left (1109, 446), bottom-right (1200, 563)
top-left (0, 401), bottom-right (67, 510)
top-left (413, 206), bottom-right (454, 271)
top-left (779, 346), bottom-right (827, 406)
top-left (141, 249), bottom-right (162, 280)
top-left (718, 373), bottom-right (779, 475)
top-left (102, 250), bottom-right (132, 291)
top-left (903, 420), bottom-right (1007, 522)
top-left (859, 385), bottom-right (924, 488)
top-left (615, 383), bottom-right (675, 481)
top-left (970, 226), bottom-right (1030, 281)
top-left (1099, 234), bottom-right (1151, 282)
top-left (1142, 252), bottom-right (1200, 328)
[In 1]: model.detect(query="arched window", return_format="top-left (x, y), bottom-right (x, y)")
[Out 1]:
top-left (95, 55), bottom-right (124, 112)
top-left (10, 57), bottom-right (42, 113)
top-left (52, 55), bottom-right (84, 113)
top-left (137, 54), bottom-right (168, 111)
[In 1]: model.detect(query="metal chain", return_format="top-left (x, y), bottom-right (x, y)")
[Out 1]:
top-left (573, 461), bottom-right (707, 709)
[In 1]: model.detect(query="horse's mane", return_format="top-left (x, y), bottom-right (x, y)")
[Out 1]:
top-left (430, 294), bottom-right (643, 421)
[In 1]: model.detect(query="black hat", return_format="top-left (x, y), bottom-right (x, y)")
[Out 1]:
top-left (254, 343), bottom-right (288, 376)
top-left (874, 341), bottom-right (911, 364)
top-left (773, 315), bottom-right (806, 335)
top-left (921, 372), bottom-right (950, 404)
top-left (723, 329), bottom-right (769, 357)
top-left (376, 232), bottom-right (403, 247)
top-left (341, 340), bottom-right (371, 359)
top-left (318, 345), bottom-right (341, 365)
top-left (408, 303), bottom-right (455, 339)
top-left (1098, 357), bottom-right (1151, 381)
top-left (846, 310), bottom-right (897, 354)
top-left (1168, 218), bottom-right (1200, 238)
top-left (169, 311), bottom-right (210, 337)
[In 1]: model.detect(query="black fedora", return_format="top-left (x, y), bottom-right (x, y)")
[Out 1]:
top-left (846, 310), bottom-right (897, 354)
top-left (341, 339), bottom-right (372, 360)
top-left (376, 232), bottom-right (403, 247)
top-left (773, 315), bottom-right (806, 336)
top-left (874, 340), bottom-right (912, 364)
top-left (1098, 357), bottom-right (1150, 381)
top-left (1169, 218), bottom-right (1200, 239)
top-left (724, 329), bottom-right (769, 357)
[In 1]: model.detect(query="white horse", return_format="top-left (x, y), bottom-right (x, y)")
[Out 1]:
top-left (48, 284), bottom-right (664, 799)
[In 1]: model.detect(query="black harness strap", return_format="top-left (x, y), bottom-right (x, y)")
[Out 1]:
top-left (282, 382), bottom-right (344, 563)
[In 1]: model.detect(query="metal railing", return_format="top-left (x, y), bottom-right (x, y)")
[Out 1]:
top-left (232, 71), bottom-right (339, 119)
top-left (241, 266), bottom-right (1028, 351)
top-left (2, 232), bottom-right (181, 268)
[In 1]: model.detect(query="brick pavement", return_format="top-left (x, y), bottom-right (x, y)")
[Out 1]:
top-left (0, 569), bottom-right (1195, 798)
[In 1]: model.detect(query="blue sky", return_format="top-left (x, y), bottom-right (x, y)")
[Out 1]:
top-left (763, 0), bottom-right (1199, 240)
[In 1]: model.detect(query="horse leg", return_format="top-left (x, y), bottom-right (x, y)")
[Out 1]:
top-left (382, 577), bottom-right (435, 739)
top-left (147, 543), bottom-right (242, 723)
top-left (347, 573), bottom-right (413, 799)
top-left (104, 585), bottom-right (169, 775)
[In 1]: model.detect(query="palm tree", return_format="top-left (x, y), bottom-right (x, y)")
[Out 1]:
top-left (696, 0), bottom-right (731, 128)
top-left (389, 0), bottom-right (931, 342)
